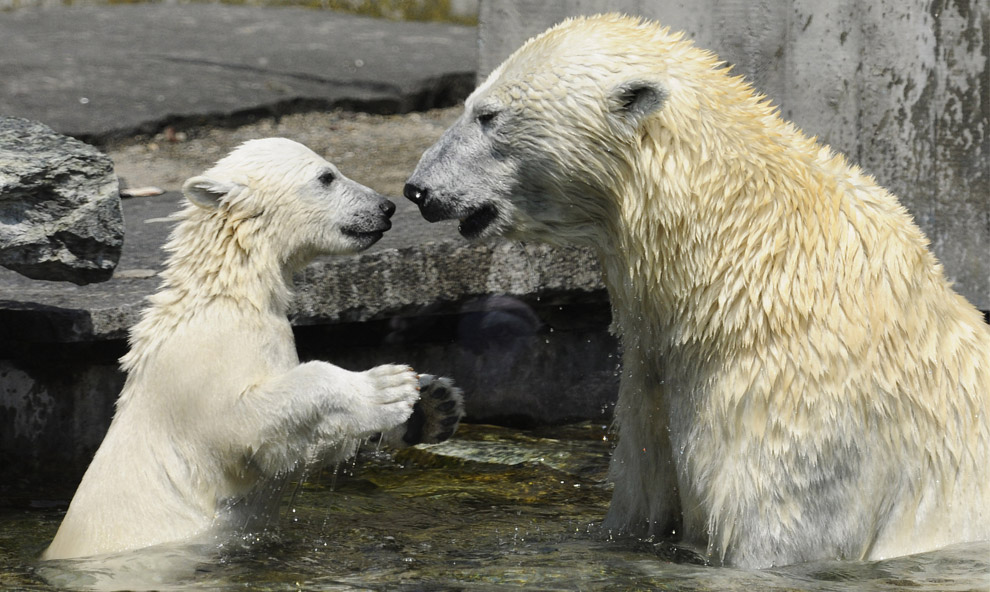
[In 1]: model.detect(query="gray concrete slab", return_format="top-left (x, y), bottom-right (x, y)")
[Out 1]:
top-left (0, 4), bottom-right (477, 141)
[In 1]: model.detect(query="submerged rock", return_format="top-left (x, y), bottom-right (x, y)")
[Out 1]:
top-left (0, 117), bottom-right (123, 284)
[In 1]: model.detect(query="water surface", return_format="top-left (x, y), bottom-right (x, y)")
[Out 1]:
top-left (2, 423), bottom-right (987, 591)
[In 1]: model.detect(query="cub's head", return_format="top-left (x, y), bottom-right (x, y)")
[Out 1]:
top-left (405, 14), bottom-right (724, 248)
top-left (182, 138), bottom-right (395, 261)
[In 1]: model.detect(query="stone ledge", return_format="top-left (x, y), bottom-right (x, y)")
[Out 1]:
top-left (0, 240), bottom-right (606, 344)
top-left (292, 240), bottom-right (607, 326)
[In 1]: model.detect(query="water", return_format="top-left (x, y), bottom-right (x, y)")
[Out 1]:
top-left (2, 423), bottom-right (988, 591)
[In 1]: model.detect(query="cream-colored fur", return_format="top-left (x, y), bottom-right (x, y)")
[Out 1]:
top-left (404, 14), bottom-right (990, 567)
top-left (44, 139), bottom-right (422, 560)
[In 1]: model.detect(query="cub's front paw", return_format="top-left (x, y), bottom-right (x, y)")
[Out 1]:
top-left (358, 364), bottom-right (421, 433)
top-left (386, 374), bottom-right (464, 447)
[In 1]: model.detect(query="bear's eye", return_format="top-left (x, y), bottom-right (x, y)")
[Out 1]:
top-left (318, 170), bottom-right (336, 186)
top-left (476, 110), bottom-right (499, 127)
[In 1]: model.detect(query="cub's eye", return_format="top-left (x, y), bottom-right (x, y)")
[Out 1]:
top-left (318, 170), bottom-right (336, 186)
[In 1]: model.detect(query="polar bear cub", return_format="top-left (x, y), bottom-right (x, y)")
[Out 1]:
top-left (44, 138), bottom-right (463, 560)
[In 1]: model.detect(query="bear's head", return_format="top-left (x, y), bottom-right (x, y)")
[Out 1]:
top-left (182, 138), bottom-right (395, 264)
top-left (405, 14), bottom-right (736, 249)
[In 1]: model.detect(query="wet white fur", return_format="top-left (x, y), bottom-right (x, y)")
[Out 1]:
top-left (415, 14), bottom-right (990, 567)
top-left (44, 139), bottom-right (419, 560)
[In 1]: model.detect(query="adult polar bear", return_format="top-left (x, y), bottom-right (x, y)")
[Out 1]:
top-left (44, 139), bottom-right (463, 560)
top-left (404, 14), bottom-right (990, 567)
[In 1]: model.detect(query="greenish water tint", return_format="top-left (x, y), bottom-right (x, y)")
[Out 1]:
top-left (2, 423), bottom-right (988, 591)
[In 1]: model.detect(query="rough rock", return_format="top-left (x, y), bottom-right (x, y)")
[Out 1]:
top-left (0, 117), bottom-right (124, 284)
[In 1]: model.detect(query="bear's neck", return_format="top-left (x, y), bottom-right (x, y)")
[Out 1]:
top-left (158, 209), bottom-right (293, 313)
top-left (599, 99), bottom-right (938, 364)
top-left (122, 208), bottom-right (295, 373)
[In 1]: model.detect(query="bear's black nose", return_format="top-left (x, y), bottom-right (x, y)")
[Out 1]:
top-left (380, 199), bottom-right (396, 218)
top-left (403, 183), bottom-right (427, 205)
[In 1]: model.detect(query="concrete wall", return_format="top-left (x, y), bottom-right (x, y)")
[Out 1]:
top-left (479, 0), bottom-right (990, 310)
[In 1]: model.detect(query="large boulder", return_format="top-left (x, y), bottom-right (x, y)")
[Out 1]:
top-left (0, 117), bottom-right (123, 285)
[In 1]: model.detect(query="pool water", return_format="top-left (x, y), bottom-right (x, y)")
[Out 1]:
top-left (1, 423), bottom-right (988, 591)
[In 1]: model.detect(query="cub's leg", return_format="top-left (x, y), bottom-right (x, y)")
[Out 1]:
top-left (246, 362), bottom-right (421, 474)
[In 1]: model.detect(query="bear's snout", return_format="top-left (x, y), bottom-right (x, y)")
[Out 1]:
top-left (380, 198), bottom-right (396, 219)
top-left (374, 196), bottom-right (395, 233)
top-left (403, 182), bottom-right (425, 204)
top-left (403, 182), bottom-right (448, 223)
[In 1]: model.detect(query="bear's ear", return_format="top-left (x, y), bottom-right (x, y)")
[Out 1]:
top-left (611, 80), bottom-right (667, 123)
top-left (182, 176), bottom-right (237, 210)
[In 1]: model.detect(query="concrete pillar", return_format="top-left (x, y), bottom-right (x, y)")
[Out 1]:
top-left (478, 0), bottom-right (989, 309)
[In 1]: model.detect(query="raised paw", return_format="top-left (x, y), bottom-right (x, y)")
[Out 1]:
top-left (356, 364), bottom-right (421, 434)
top-left (383, 374), bottom-right (464, 447)
top-left (364, 364), bottom-right (420, 404)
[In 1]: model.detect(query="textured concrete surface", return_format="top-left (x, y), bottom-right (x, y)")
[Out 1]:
top-left (0, 4), bottom-right (477, 141)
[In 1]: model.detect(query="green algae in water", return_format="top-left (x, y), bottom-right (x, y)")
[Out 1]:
top-left (2, 423), bottom-right (989, 591)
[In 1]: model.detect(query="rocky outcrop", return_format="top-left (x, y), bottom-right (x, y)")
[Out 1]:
top-left (0, 117), bottom-right (123, 284)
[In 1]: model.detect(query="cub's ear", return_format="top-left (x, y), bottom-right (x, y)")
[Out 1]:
top-left (181, 176), bottom-right (237, 210)
top-left (611, 80), bottom-right (668, 123)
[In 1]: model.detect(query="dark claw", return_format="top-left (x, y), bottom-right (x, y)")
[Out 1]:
top-left (436, 400), bottom-right (457, 413)
top-left (440, 414), bottom-right (461, 427)
top-left (429, 386), bottom-right (449, 399)
top-left (434, 429), bottom-right (455, 442)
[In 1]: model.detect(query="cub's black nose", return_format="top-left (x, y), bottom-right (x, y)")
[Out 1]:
top-left (403, 183), bottom-right (427, 205)
top-left (380, 199), bottom-right (396, 218)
